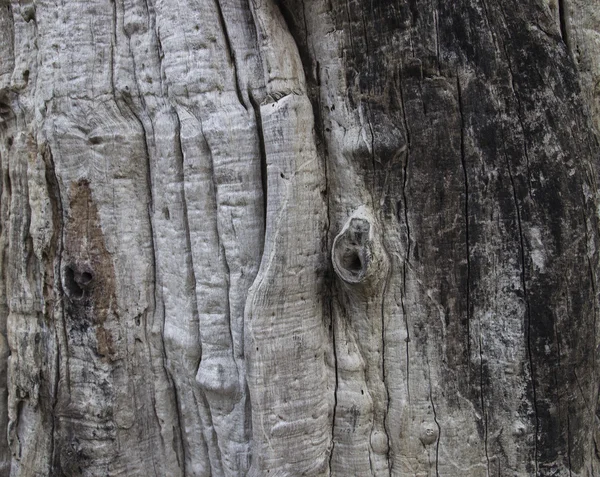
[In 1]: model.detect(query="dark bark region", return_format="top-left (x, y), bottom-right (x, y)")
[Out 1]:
top-left (286, 0), bottom-right (599, 474)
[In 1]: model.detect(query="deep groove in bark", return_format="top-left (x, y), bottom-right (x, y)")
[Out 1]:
top-left (558, 0), bottom-right (570, 51)
top-left (249, 92), bottom-right (268, 238)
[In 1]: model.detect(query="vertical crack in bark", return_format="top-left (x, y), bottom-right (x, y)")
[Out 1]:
top-left (456, 75), bottom-right (471, 362)
top-left (426, 358), bottom-right (440, 477)
top-left (398, 69), bottom-right (412, 262)
top-left (328, 297), bottom-right (338, 475)
top-left (213, 0), bottom-right (247, 110)
top-left (505, 150), bottom-right (539, 473)
top-left (316, 66), bottom-right (336, 477)
top-left (398, 67), bottom-right (411, 402)
top-left (381, 275), bottom-right (392, 476)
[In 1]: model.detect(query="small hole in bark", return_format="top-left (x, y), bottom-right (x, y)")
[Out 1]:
top-left (22, 70), bottom-right (29, 82)
top-left (80, 272), bottom-right (93, 285)
top-left (64, 266), bottom-right (84, 299)
top-left (6, 137), bottom-right (13, 148)
top-left (89, 136), bottom-right (102, 145)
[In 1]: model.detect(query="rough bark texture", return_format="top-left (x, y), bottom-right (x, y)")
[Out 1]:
top-left (0, 0), bottom-right (599, 475)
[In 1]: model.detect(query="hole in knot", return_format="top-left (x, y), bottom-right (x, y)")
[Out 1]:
top-left (343, 251), bottom-right (362, 274)
top-left (64, 266), bottom-right (94, 299)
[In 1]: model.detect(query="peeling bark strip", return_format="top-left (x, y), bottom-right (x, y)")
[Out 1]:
top-left (0, 0), bottom-right (599, 475)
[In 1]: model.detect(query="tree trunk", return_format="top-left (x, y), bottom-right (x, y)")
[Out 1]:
top-left (0, 0), bottom-right (599, 475)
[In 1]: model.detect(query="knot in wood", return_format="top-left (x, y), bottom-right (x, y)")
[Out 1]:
top-left (332, 206), bottom-right (387, 289)
top-left (419, 422), bottom-right (439, 446)
top-left (332, 217), bottom-right (372, 284)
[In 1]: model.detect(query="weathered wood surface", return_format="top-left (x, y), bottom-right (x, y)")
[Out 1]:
top-left (0, 0), bottom-right (599, 475)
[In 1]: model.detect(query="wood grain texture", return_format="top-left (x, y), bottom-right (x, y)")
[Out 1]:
top-left (0, 0), bottom-right (599, 475)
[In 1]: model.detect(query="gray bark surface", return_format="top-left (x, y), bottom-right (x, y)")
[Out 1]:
top-left (0, 0), bottom-right (599, 475)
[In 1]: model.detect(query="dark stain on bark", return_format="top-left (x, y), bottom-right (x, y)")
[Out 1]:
top-left (63, 179), bottom-right (117, 359)
top-left (55, 179), bottom-right (118, 475)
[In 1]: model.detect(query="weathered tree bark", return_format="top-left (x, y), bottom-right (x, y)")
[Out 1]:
top-left (0, 0), bottom-right (599, 475)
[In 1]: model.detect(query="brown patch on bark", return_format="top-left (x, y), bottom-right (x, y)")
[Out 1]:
top-left (64, 178), bottom-right (117, 360)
